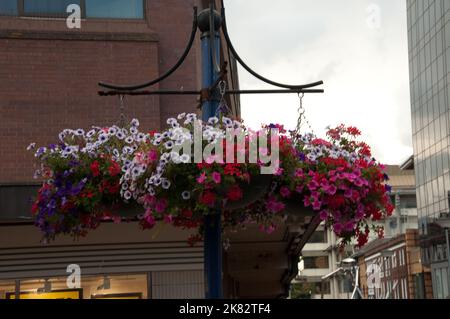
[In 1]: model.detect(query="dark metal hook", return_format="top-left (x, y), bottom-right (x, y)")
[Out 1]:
top-left (220, 7), bottom-right (323, 91)
top-left (98, 7), bottom-right (198, 91)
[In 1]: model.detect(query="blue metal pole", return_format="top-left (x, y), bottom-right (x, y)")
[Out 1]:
top-left (200, 11), bottom-right (222, 299)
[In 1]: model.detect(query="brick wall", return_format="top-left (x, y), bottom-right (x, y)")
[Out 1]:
top-left (0, 0), bottom-right (201, 184)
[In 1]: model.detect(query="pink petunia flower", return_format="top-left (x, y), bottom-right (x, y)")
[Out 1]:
top-left (164, 214), bottom-right (173, 224)
top-left (212, 172), bottom-right (222, 184)
top-left (155, 199), bottom-right (168, 213)
top-left (197, 172), bottom-right (207, 184)
top-left (280, 186), bottom-right (291, 198)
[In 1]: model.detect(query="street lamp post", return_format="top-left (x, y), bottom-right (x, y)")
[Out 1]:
top-left (198, 7), bottom-right (223, 299)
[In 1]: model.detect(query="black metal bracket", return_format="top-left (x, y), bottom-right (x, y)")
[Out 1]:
top-left (97, 4), bottom-right (324, 97)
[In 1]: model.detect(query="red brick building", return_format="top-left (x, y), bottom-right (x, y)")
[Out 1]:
top-left (356, 229), bottom-right (433, 299)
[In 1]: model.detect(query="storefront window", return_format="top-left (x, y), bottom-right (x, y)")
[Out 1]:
top-left (0, 274), bottom-right (148, 299)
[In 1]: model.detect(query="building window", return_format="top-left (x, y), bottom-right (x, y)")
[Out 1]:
top-left (0, 0), bottom-right (17, 15)
top-left (86, 0), bottom-right (144, 19)
top-left (1, 0), bottom-right (144, 19)
top-left (308, 230), bottom-right (327, 243)
top-left (0, 185), bottom-right (40, 222)
top-left (24, 0), bottom-right (80, 16)
top-left (303, 256), bottom-right (329, 269)
top-left (290, 282), bottom-right (330, 298)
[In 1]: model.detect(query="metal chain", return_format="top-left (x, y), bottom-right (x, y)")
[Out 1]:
top-left (215, 80), bottom-right (232, 117)
top-left (118, 94), bottom-right (126, 127)
top-left (294, 93), bottom-right (315, 141)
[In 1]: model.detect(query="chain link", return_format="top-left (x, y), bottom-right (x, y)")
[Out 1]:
top-left (294, 92), bottom-right (315, 142)
top-left (119, 94), bottom-right (126, 128)
top-left (215, 80), bottom-right (232, 117)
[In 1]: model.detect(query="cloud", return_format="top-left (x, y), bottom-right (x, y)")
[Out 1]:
top-left (224, 0), bottom-right (413, 164)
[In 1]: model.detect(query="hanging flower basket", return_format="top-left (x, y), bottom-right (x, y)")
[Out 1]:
top-left (224, 174), bottom-right (272, 211)
top-left (29, 114), bottom-right (394, 247)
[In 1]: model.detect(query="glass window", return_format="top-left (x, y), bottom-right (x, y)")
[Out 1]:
top-left (308, 230), bottom-right (327, 243)
top-left (303, 256), bottom-right (329, 269)
top-left (0, 185), bottom-right (40, 221)
top-left (1, 274), bottom-right (148, 299)
top-left (24, 0), bottom-right (81, 15)
top-left (86, 0), bottom-right (144, 19)
top-left (0, 0), bottom-right (17, 15)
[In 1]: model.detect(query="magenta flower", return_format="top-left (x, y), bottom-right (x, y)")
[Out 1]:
top-left (307, 180), bottom-right (319, 191)
top-left (155, 199), bottom-right (168, 213)
top-left (323, 184), bottom-right (337, 195)
top-left (333, 223), bottom-right (343, 235)
top-left (295, 169), bottom-right (304, 178)
top-left (312, 200), bottom-right (322, 211)
top-left (344, 189), bottom-right (353, 198)
top-left (295, 185), bottom-right (304, 193)
top-left (197, 172), bottom-right (207, 184)
top-left (212, 172), bottom-right (222, 184)
top-left (344, 221), bottom-right (355, 232)
top-left (280, 186), bottom-right (291, 198)
top-left (148, 149), bottom-right (158, 162)
top-left (164, 214), bottom-right (173, 224)
top-left (266, 225), bottom-right (276, 234)
top-left (267, 197), bottom-right (285, 213)
top-left (319, 210), bottom-right (328, 221)
top-left (144, 209), bottom-right (156, 227)
top-left (303, 196), bottom-right (311, 207)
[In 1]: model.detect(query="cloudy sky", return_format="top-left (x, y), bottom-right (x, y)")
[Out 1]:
top-left (224, 0), bottom-right (412, 165)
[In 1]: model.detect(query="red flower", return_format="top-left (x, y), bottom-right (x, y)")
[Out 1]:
top-left (108, 161), bottom-right (121, 177)
top-left (226, 186), bottom-right (243, 201)
top-left (31, 202), bottom-right (39, 215)
top-left (90, 161), bottom-right (100, 177)
top-left (108, 182), bottom-right (120, 194)
top-left (200, 191), bottom-right (216, 207)
top-left (346, 126), bottom-right (361, 136)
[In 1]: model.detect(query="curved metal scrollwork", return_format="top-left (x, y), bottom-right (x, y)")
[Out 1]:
top-left (98, 7), bottom-right (198, 91)
top-left (220, 7), bottom-right (323, 91)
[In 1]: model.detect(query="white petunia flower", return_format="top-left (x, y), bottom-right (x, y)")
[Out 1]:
top-left (123, 190), bottom-right (132, 200)
top-left (164, 141), bottom-right (174, 150)
top-left (131, 119), bottom-right (139, 127)
top-left (179, 154), bottom-right (191, 163)
top-left (161, 179), bottom-right (171, 189)
top-left (125, 136), bottom-right (134, 144)
top-left (182, 191), bottom-right (191, 200)
top-left (208, 117), bottom-right (219, 125)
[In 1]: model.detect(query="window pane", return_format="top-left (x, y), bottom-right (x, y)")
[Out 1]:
top-left (86, 0), bottom-right (144, 19)
top-left (0, 185), bottom-right (40, 221)
top-left (0, 0), bottom-right (18, 16)
top-left (24, 0), bottom-right (81, 15)
top-left (303, 256), bottom-right (329, 269)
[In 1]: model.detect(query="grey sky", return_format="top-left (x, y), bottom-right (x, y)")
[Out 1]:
top-left (224, 0), bottom-right (412, 165)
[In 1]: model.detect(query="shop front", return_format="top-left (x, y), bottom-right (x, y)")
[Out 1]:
top-left (0, 222), bottom-right (205, 299)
